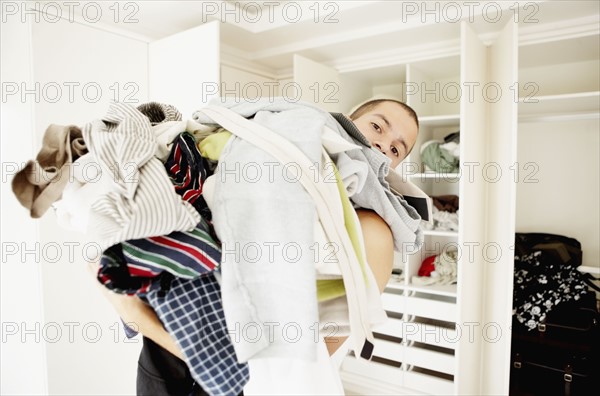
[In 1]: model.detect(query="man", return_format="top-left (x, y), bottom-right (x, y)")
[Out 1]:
top-left (94, 98), bottom-right (420, 395)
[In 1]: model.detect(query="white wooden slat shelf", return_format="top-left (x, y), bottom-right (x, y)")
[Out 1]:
top-left (372, 338), bottom-right (455, 376)
top-left (340, 359), bottom-right (415, 395)
top-left (403, 345), bottom-right (455, 375)
top-left (407, 172), bottom-right (461, 180)
top-left (422, 229), bottom-right (459, 238)
top-left (386, 280), bottom-right (458, 298)
top-left (403, 296), bottom-right (457, 323)
top-left (404, 370), bottom-right (455, 395)
top-left (374, 317), bottom-right (459, 350)
top-left (518, 91), bottom-right (600, 122)
top-left (418, 114), bottom-right (460, 127)
top-left (340, 348), bottom-right (454, 396)
top-left (381, 293), bottom-right (458, 323)
top-left (372, 338), bottom-right (404, 362)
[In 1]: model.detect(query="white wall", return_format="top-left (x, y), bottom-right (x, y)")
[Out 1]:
top-left (149, 21), bottom-right (220, 118)
top-left (1, 16), bottom-right (48, 396)
top-left (2, 14), bottom-right (150, 395)
top-left (221, 64), bottom-right (279, 100)
top-left (516, 118), bottom-right (600, 267)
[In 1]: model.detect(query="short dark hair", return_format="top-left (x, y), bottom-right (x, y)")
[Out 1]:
top-left (349, 99), bottom-right (419, 129)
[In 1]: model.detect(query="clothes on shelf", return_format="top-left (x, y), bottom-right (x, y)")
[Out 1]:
top-left (411, 250), bottom-right (458, 286)
top-left (421, 194), bottom-right (459, 232)
top-left (432, 194), bottom-right (459, 213)
top-left (420, 131), bottom-right (460, 173)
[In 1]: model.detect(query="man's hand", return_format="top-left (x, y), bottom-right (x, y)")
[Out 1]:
top-left (87, 261), bottom-right (185, 360)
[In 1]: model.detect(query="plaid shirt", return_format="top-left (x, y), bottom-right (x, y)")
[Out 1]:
top-left (119, 130), bottom-right (248, 395)
top-left (126, 273), bottom-right (249, 395)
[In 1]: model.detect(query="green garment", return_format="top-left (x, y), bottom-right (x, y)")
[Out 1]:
top-left (421, 140), bottom-right (459, 173)
top-left (197, 130), bottom-right (233, 160)
top-left (316, 162), bottom-right (368, 301)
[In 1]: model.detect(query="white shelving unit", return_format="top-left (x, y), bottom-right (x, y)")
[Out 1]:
top-left (336, 18), bottom-right (520, 395)
top-left (516, 33), bottom-right (600, 272)
top-left (519, 92), bottom-right (600, 123)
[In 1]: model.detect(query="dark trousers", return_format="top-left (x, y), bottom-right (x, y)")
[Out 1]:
top-left (136, 337), bottom-right (245, 396)
top-left (137, 336), bottom-right (206, 396)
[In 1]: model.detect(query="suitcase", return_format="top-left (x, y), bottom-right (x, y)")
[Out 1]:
top-left (510, 282), bottom-right (600, 396)
top-left (511, 233), bottom-right (599, 395)
top-left (510, 351), bottom-right (596, 396)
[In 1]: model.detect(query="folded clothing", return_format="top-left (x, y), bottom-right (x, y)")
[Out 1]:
top-left (420, 131), bottom-right (460, 173)
top-left (432, 194), bottom-right (459, 213)
top-left (412, 250), bottom-right (458, 286)
top-left (421, 206), bottom-right (459, 232)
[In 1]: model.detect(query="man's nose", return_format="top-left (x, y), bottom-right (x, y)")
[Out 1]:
top-left (374, 142), bottom-right (386, 155)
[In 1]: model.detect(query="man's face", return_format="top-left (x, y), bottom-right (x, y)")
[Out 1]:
top-left (352, 101), bottom-right (418, 168)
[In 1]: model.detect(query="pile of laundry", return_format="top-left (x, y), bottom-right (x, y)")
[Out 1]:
top-left (12, 98), bottom-right (430, 395)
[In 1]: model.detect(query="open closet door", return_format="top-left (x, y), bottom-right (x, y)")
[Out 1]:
top-left (456, 20), bottom-right (489, 396)
top-left (481, 19), bottom-right (518, 396)
top-left (456, 19), bottom-right (518, 396)
top-left (293, 54), bottom-right (342, 112)
top-left (149, 21), bottom-right (220, 118)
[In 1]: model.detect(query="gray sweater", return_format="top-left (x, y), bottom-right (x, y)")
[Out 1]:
top-left (194, 97), bottom-right (423, 252)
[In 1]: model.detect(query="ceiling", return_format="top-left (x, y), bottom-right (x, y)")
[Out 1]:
top-left (35, 0), bottom-right (600, 75)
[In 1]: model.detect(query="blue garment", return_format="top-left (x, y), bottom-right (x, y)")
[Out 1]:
top-left (144, 273), bottom-right (249, 396)
top-left (193, 99), bottom-right (423, 252)
top-left (165, 132), bottom-right (212, 221)
top-left (194, 104), bottom-right (323, 363)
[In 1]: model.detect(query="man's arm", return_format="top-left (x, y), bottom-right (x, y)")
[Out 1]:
top-left (90, 208), bottom-right (394, 359)
top-left (88, 262), bottom-right (185, 360)
top-left (324, 209), bottom-right (394, 355)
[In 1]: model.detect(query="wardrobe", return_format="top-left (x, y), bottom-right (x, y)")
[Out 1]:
top-left (2, 1), bottom-right (598, 395)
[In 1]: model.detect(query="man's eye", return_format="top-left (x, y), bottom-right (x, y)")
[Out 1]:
top-left (371, 122), bottom-right (381, 133)
top-left (391, 146), bottom-right (399, 156)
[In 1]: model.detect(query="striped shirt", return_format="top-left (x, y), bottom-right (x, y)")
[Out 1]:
top-left (80, 102), bottom-right (200, 251)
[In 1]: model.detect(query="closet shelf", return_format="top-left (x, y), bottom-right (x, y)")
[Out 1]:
top-left (518, 91), bottom-right (600, 122)
top-left (386, 280), bottom-right (458, 298)
top-left (578, 265), bottom-right (600, 275)
top-left (408, 172), bottom-right (461, 180)
top-left (422, 230), bottom-right (459, 238)
top-left (418, 114), bottom-right (460, 127)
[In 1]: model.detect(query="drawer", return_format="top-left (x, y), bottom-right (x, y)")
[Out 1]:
top-left (374, 318), bottom-right (458, 350)
top-left (371, 339), bottom-right (454, 375)
top-left (381, 293), bottom-right (457, 322)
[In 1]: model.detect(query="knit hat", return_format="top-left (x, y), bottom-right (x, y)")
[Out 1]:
top-left (137, 102), bottom-right (182, 125)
